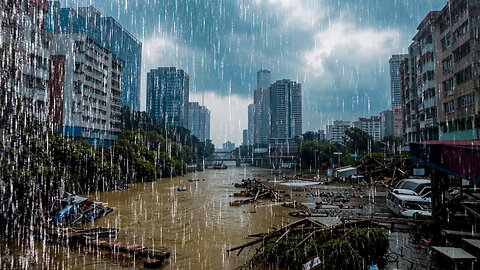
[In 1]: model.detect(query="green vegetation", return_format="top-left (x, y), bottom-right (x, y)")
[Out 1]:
top-left (0, 97), bottom-right (208, 232)
top-left (299, 140), bottom-right (339, 168)
top-left (247, 227), bottom-right (388, 270)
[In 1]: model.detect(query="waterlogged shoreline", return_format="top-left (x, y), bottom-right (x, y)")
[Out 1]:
top-left (1, 167), bottom-right (435, 269)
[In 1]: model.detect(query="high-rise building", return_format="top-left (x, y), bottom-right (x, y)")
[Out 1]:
top-left (188, 102), bottom-right (210, 142)
top-left (389, 54), bottom-right (409, 137)
top-left (46, 3), bottom-right (142, 111)
top-left (1, 0), bottom-right (51, 120)
top-left (257, 69), bottom-right (271, 90)
top-left (253, 89), bottom-right (270, 145)
top-left (433, 0), bottom-right (480, 140)
top-left (269, 79), bottom-right (302, 141)
top-left (147, 67), bottom-right (189, 128)
top-left (326, 121), bottom-right (351, 144)
top-left (380, 110), bottom-right (394, 139)
top-left (401, 11), bottom-right (440, 143)
top-left (223, 141), bottom-right (235, 152)
top-left (242, 129), bottom-right (248, 146)
top-left (49, 34), bottom-right (124, 145)
top-left (247, 103), bottom-right (255, 145)
top-left (353, 116), bottom-right (381, 142)
top-left (390, 54), bottom-right (409, 108)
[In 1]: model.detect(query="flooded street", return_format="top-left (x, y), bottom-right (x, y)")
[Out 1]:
top-left (1, 167), bottom-right (435, 269)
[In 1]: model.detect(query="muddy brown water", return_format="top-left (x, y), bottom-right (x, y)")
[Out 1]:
top-left (1, 167), bottom-right (435, 269)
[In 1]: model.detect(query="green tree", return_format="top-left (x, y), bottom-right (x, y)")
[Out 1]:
top-left (300, 141), bottom-right (338, 168)
top-left (343, 127), bottom-right (374, 154)
top-left (302, 131), bottom-right (317, 141)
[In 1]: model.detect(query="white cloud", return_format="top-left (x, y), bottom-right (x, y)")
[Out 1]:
top-left (253, 0), bottom-right (325, 29)
top-left (304, 19), bottom-right (402, 76)
top-left (190, 91), bottom-right (251, 147)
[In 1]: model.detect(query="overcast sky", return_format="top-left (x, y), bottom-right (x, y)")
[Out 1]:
top-left (62, 0), bottom-right (446, 146)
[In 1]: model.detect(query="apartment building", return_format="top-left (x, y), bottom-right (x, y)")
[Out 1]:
top-left (50, 34), bottom-right (124, 145)
top-left (433, 0), bottom-right (480, 140)
top-left (0, 0), bottom-right (51, 120)
top-left (353, 116), bottom-right (381, 141)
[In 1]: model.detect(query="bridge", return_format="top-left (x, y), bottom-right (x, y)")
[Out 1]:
top-left (206, 151), bottom-right (256, 167)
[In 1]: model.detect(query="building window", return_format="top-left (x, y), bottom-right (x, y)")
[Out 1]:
top-left (453, 41), bottom-right (470, 63)
top-left (442, 56), bottom-right (453, 74)
top-left (444, 100), bottom-right (455, 114)
top-left (443, 78), bottom-right (454, 93)
top-left (455, 66), bottom-right (472, 85)
top-left (458, 92), bottom-right (475, 108)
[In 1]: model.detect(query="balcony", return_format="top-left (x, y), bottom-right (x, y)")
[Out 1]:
top-left (422, 61), bottom-right (435, 73)
top-left (423, 97), bottom-right (437, 109)
top-left (421, 43), bottom-right (434, 55)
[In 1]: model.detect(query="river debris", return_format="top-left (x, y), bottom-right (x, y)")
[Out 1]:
top-left (356, 156), bottom-right (415, 185)
top-left (230, 179), bottom-right (285, 206)
top-left (47, 193), bottom-right (113, 226)
top-left (229, 218), bottom-right (389, 269)
top-left (25, 225), bottom-right (170, 268)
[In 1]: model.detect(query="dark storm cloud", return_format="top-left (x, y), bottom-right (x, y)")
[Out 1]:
top-left (62, 0), bottom-right (446, 131)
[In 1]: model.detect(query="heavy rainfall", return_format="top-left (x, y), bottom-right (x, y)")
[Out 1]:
top-left (1, 0), bottom-right (480, 269)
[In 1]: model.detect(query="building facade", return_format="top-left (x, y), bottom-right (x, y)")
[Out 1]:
top-left (1, 0), bottom-right (51, 120)
top-left (257, 69), bottom-right (271, 90)
top-left (390, 54), bottom-right (409, 137)
top-left (433, 0), bottom-right (480, 140)
top-left (380, 110), bottom-right (394, 139)
top-left (326, 121), bottom-right (351, 144)
top-left (253, 89), bottom-right (270, 145)
top-left (147, 67), bottom-right (189, 128)
top-left (353, 116), bottom-right (381, 142)
top-left (46, 3), bottom-right (142, 111)
top-left (401, 12), bottom-right (440, 143)
top-left (247, 103), bottom-right (255, 145)
top-left (188, 102), bottom-right (210, 142)
top-left (50, 34), bottom-right (124, 145)
top-left (269, 79), bottom-right (302, 141)
top-left (242, 129), bottom-right (248, 146)
top-left (223, 141), bottom-right (235, 152)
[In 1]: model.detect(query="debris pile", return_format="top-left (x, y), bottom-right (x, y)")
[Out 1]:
top-left (356, 156), bottom-right (415, 185)
top-left (230, 179), bottom-right (285, 206)
top-left (229, 218), bottom-right (388, 270)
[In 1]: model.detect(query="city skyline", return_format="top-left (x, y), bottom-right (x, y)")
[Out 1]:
top-left (54, 0), bottom-right (446, 146)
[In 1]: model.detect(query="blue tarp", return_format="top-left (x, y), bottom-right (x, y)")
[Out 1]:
top-left (52, 204), bottom-right (76, 224)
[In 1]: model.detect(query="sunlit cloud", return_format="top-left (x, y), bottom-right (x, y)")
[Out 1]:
top-left (190, 91), bottom-right (251, 146)
top-left (304, 19), bottom-right (402, 77)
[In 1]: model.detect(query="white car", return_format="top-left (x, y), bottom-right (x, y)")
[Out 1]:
top-left (395, 179), bottom-right (431, 197)
top-left (386, 192), bottom-right (431, 217)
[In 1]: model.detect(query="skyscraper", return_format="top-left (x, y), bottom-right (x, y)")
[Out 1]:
top-left (247, 103), bottom-right (255, 145)
top-left (188, 102), bottom-right (210, 142)
top-left (380, 110), bottom-right (394, 139)
top-left (389, 54), bottom-right (408, 137)
top-left (147, 67), bottom-right (189, 128)
top-left (257, 69), bottom-right (271, 89)
top-left (46, 3), bottom-right (142, 111)
top-left (254, 89), bottom-right (270, 145)
top-left (242, 129), bottom-right (248, 146)
top-left (269, 79), bottom-right (302, 140)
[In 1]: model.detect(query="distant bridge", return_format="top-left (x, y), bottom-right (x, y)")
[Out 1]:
top-left (206, 151), bottom-right (257, 167)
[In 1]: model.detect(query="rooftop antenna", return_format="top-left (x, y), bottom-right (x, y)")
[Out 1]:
top-left (202, 90), bottom-right (205, 106)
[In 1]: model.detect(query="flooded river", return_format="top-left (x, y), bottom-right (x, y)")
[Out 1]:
top-left (0, 167), bottom-right (435, 269)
